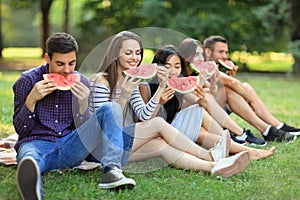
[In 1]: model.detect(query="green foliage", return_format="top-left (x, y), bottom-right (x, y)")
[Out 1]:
top-left (2, 1), bottom-right (40, 47)
top-left (79, 0), bottom-right (146, 34)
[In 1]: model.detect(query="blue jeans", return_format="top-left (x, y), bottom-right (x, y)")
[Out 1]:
top-left (17, 102), bottom-right (125, 197)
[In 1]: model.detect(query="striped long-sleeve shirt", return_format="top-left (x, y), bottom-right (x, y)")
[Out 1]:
top-left (89, 81), bottom-right (158, 122)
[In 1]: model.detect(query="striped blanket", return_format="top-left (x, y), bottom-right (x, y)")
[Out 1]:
top-left (0, 133), bottom-right (101, 170)
top-left (0, 133), bottom-right (17, 165)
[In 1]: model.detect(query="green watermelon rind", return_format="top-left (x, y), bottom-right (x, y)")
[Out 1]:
top-left (43, 73), bottom-right (80, 91)
top-left (189, 61), bottom-right (217, 78)
top-left (189, 62), bottom-right (200, 74)
top-left (218, 59), bottom-right (234, 71)
top-left (167, 76), bottom-right (200, 94)
top-left (122, 63), bottom-right (157, 82)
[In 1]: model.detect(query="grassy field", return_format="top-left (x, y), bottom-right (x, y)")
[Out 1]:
top-left (0, 70), bottom-right (299, 200)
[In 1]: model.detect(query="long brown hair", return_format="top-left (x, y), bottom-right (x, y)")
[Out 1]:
top-left (178, 38), bottom-right (203, 66)
top-left (95, 31), bottom-right (144, 99)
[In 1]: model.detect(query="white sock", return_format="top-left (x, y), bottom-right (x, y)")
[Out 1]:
top-left (263, 125), bottom-right (272, 136)
top-left (236, 132), bottom-right (247, 140)
top-left (276, 122), bottom-right (284, 129)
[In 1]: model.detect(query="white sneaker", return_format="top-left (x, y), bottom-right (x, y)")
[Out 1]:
top-left (211, 150), bottom-right (250, 178)
top-left (16, 157), bottom-right (41, 200)
top-left (210, 130), bottom-right (230, 161)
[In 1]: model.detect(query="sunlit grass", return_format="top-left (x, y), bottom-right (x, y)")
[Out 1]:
top-left (2, 47), bottom-right (42, 58)
top-left (231, 51), bottom-right (294, 72)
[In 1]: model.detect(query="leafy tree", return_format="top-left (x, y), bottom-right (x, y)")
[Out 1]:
top-left (290, 0), bottom-right (300, 74)
top-left (0, 0), bottom-right (3, 57)
top-left (9, 0), bottom-right (54, 55)
top-left (63, 0), bottom-right (69, 33)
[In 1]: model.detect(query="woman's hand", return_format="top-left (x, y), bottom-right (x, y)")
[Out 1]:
top-left (156, 65), bottom-right (169, 88)
top-left (159, 87), bottom-right (175, 105)
top-left (119, 75), bottom-right (141, 100)
top-left (194, 85), bottom-right (207, 108)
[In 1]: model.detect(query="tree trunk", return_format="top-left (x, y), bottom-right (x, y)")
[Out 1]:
top-left (40, 0), bottom-right (54, 57)
top-left (290, 0), bottom-right (300, 74)
top-left (0, 0), bottom-right (3, 57)
top-left (63, 0), bottom-right (69, 33)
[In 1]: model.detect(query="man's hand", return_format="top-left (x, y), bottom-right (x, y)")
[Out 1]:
top-left (26, 80), bottom-right (58, 112)
top-left (71, 81), bottom-right (90, 115)
top-left (226, 65), bottom-right (238, 77)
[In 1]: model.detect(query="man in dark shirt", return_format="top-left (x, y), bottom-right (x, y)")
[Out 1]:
top-left (13, 32), bottom-right (135, 200)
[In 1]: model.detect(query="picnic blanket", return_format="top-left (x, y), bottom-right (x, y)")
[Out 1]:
top-left (0, 133), bottom-right (101, 170)
top-left (0, 133), bottom-right (18, 165)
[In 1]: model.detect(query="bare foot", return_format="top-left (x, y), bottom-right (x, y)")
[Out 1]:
top-left (249, 146), bottom-right (276, 160)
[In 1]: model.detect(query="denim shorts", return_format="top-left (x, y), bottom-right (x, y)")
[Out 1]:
top-left (122, 123), bottom-right (136, 164)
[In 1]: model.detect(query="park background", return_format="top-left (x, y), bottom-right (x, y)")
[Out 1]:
top-left (0, 0), bottom-right (299, 199)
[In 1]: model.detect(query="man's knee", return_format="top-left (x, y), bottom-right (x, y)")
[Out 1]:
top-left (243, 82), bottom-right (255, 94)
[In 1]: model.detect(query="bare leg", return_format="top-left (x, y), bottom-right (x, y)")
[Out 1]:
top-left (133, 117), bottom-right (213, 161)
top-left (205, 93), bottom-right (244, 136)
top-left (243, 82), bottom-right (281, 126)
top-left (197, 128), bottom-right (275, 160)
top-left (230, 140), bottom-right (276, 160)
top-left (202, 110), bottom-right (224, 136)
top-left (226, 88), bottom-right (269, 133)
top-left (129, 138), bottom-right (214, 172)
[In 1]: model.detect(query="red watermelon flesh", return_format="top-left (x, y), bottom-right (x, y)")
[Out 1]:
top-left (218, 59), bottom-right (234, 71)
top-left (123, 63), bottom-right (157, 81)
top-left (167, 76), bottom-right (199, 94)
top-left (189, 61), bottom-right (217, 79)
top-left (43, 73), bottom-right (80, 90)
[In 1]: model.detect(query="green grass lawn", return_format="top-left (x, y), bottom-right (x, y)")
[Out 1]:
top-left (0, 70), bottom-right (299, 199)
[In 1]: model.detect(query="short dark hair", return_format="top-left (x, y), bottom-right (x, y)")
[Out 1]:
top-left (203, 35), bottom-right (227, 52)
top-left (46, 32), bottom-right (79, 59)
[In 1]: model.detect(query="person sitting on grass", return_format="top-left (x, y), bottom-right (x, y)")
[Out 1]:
top-left (203, 35), bottom-right (298, 142)
top-left (138, 44), bottom-right (275, 160)
top-left (13, 32), bottom-right (136, 200)
top-left (178, 38), bottom-right (267, 146)
top-left (89, 30), bottom-right (251, 178)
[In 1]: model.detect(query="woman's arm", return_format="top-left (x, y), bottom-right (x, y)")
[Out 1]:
top-left (138, 83), bottom-right (161, 119)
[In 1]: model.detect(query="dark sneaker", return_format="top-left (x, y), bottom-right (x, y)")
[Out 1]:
top-left (211, 151), bottom-right (250, 178)
top-left (99, 167), bottom-right (136, 190)
top-left (244, 129), bottom-right (267, 146)
top-left (280, 123), bottom-right (300, 136)
top-left (16, 157), bottom-right (41, 200)
top-left (264, 126), bottom-right (297, 142)
top-left (230, 133), bottom-right (246, 145)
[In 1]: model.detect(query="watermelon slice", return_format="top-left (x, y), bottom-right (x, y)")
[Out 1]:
top-left (189, 61), bottom-right (217, 79)
top-left (167, 76), bottom-right (200, 94)
top-left (43, 73), bottom-right (80, 90)
top-left (218, 59), bottom-right (234, 71)
top-left (123, 63), bottom-right (157, 81)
